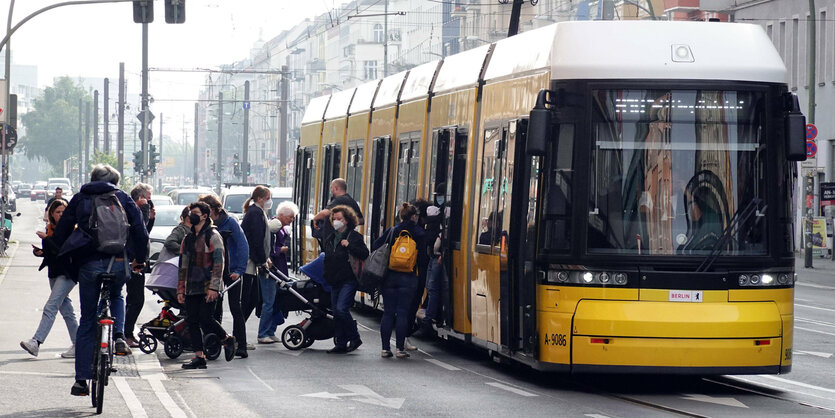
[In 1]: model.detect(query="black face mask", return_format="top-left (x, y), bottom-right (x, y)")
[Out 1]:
top-left (140, 204), bottom-right (151, 223)
top-left (188, 213), bottom-right (202, 226)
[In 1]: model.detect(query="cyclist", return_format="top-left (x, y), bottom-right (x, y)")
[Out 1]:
top-left (52, 164), bottom-right (148, 397)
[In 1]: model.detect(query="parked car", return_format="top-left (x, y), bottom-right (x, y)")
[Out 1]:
top-left (220, 186), bottom-right (255, 218)
top-left (150, 195), bottom-right (174, 206)
top-left (148, 204), bottom-right (187, 265)
top-left (168, 188), bottom-right (216, 206)
top-left (267, 187), bottom-right (293, 218)
top-left (30, 183), bottom-right (47, 201)
top-left (17, 183), bottom-right (32, 197)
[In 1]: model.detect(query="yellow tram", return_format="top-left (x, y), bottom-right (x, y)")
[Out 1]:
top-left (293, 20), bottom-right (805, 373)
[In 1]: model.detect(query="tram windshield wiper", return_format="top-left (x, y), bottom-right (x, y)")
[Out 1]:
top-left (696, 198), bottom-right (763, 272)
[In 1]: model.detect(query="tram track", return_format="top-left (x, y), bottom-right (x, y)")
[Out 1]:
top-left (704, 376), bottom-right (835, 414)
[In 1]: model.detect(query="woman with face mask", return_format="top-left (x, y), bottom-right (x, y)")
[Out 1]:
top-left (321, 205), bottom-right (369, 354)
top-left (241, 185), bottom-right (279, 344)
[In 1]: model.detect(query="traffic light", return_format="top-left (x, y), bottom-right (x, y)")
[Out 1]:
top-left (133, 150), bottom-right (144, 172)
top-left (133, 0), bottom-right (153, 23)
top-left (210, 162), bottom-right (216, 172)
top-left (164, 0), bottom-right (186, 23)
top-left (149, 144), bottom-right (160, 173)
top-left (233, 161), bottom-right (241, 177)
top-left (245, 162), bottom-right (251, 177)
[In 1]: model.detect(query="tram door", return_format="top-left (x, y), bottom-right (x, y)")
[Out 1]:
top-left (320, 144), bottom-right (341, 209)
top-left (437, 127), bottom-right (468, 329)
top-left (295, 146), bottom-right (318, 267)
top-left (366, 136), bottom-right (392, 245)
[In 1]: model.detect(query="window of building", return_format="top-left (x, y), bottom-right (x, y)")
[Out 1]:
top-left (364, 61), bottom-right (378, 80)
top-left (374, 24), bottom-right (384, 43)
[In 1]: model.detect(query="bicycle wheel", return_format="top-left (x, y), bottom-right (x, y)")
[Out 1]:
top-left (95, 351), bottom-right (107, 414)
top-left (91, 325), bottom-right (102, 407)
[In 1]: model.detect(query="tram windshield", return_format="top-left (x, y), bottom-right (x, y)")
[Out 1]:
top-left (585, 89), bottom-right (767, 256)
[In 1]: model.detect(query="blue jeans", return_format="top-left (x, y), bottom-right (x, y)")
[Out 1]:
top-left (75, 258), bottom-right (128, 381)
top-left (33, 275), bottom-right (78, 344)
top-left (258, 272), bottom-right (284, 338)
top-left (330, 280), bottom-right (359, 347)
top-left (423, 256), bottom-right (444, 324)
top-left (380, 273), bottom-right (418, 351)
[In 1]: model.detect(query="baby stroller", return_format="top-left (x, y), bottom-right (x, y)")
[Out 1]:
top-left (269, 259), bottom-right (334, 351)
top-left (138, 254), bottom-right (236, 361)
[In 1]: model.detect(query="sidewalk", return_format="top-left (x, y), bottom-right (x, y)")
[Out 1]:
top-left (794, 252), bottom-right (835, 288)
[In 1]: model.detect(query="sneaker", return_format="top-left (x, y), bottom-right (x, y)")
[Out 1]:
top-left (346, 339), bottom-right (363, 353)
top-left (235, 348), bottom-right (249, 358)
top-left (269, 335), bottom-right (281, 342)
top-left (257, 337), bottom-right (275, 344)
top-left (223, 336), bottom-right (237, 362)
top-left (20, 338), bottom-right (39, 357)
top-left (70, 380), bottom-right (89, 396)
top-left (61, 344), bottom-right (76, 359)
top-left (115, 338), bottom-right (132, 356)
top-left (246, 343), bottom-right (256, 350)
top-left (381, 349), bottom-right (393, 358)
top-left (395, 350), bottom-right (410, 359)
top-left (181, 356), bottom-right (207, 369)
top-left (404, 338), bottom-right (417, 351)
top-left (125, 336), bottom-right (140, 348)
top-left (326, 345), bottom-right (348, 354)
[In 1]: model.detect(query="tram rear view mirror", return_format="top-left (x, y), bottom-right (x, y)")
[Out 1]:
top-left (783, 92), bottom-right (807, 161)
top-left (527, 89), bottom-right (554, 156)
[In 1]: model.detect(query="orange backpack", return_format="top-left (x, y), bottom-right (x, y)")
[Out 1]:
top-left (388, 230), bottom-right (417, 273)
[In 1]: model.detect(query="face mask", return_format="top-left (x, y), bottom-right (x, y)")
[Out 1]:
top-left (140, 204), bottom-right (151, 223)
top-left (332, 220), bottom-right (345, 230)
top-left (263, 199), bottom-right (273, 210)
top-left (436, 197), bottom-right (445, 206)
top-left (188, 213), bottom-right (202, 226)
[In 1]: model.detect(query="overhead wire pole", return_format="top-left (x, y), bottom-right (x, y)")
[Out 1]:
top-left (217, 92), bottom-right (223, 193)
top-left (1, 0), bottom-right (15, 233)
top-left (140, 19), bottom-right (150, 183)
top-left (194, 102), bottom-right (198, 186)
top-left (118, 62), bottom-right (125, 175)
top-left (805, 0), bottom-right (817, 268)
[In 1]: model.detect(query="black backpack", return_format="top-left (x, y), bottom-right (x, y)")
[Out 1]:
top-left (88, 191), bottom-right (130, 255)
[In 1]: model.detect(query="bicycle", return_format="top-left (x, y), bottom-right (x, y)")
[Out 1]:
top-left (90, 272), bottom-right (117, 415)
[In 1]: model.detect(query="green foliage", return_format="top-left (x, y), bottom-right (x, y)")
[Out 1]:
top-left (20, 77), bottom-right (91, 168)
top-left (88, 151), bottom-right (118, 171)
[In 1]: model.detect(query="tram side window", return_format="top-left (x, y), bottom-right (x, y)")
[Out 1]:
top-left (429, 129), bottom-right (450, 199)
top-left (321, 145), bottom-right (342, 209)
top-left (477, 126), bottom-right (505, 253)
top-left (305, 148), bottom-right (318, 222)
top-left (345, 142), bottom-right (363, 199)
top-left (543, 124), bottom-right (574, 252)
top-left (498, 121), bottom-right (519, 251)
top-left (395, 131), bottom-right (421, 212)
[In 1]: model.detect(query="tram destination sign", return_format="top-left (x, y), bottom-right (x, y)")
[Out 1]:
top-left (821, 182), bottom-right (835, 208)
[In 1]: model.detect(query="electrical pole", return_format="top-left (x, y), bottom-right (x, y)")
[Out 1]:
top-left (104, 78), bottom-right (109, 153)
top-left (279, 66), bottom-right (288, 186)
top-left (508, 0), bottom-right (524, 37)
top-left (159, 112), bottom-right (163, 188)
top-left (140, 21), bottom-right (150, 183)
top-left (805, 0), bottom-right (817, 268)
top-left (85, 100), bottom-right (90, 171)
top-left (217, 91), bottom-right (223, 192)
top-left (93, 90), bottom-right (99, 153)
top-left (78, 98), bottom-right (83, 187)
top-left (242, 80), bottom-right (250, 183)
top-left (384, 0), bottom-right (388, 77)
top-left (194, 102), bottom-right (198, 186)
top-left (118, 62), bottom-right (125, 175)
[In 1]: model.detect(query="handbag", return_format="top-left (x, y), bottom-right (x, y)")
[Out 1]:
top-left (358, 229), bottom-right (394, 293)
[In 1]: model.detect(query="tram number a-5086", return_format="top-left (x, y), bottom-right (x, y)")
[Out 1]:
top-left (544, 333), bottom-right (567, 347)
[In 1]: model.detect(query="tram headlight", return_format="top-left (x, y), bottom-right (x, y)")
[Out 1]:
top-left (750, 275), bottom-right (761, 285)
top-left (761, 274), bottom-right (774, 285)
top-left (598, 272), bottom-right (610, 283)
top-left (582, 272), bottom-right (594, 283)
top-left (739, 274), bottom-right (749, 286)
top-left (738, 272), bottom-right (794, 287)
top-left (614, 273), bottom-right (628, 285)
top-left (557, 271), bottom-right (569, 282)
top-left (777, 274), bottom-right (790, 285)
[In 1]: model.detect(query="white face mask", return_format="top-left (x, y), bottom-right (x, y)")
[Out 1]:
top-left (263, 199), bottom-right (273, 210)
top-left (332, 220), bottom-right (345, 230)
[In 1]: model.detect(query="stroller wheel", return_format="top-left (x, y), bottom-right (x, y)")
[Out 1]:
top-left (281, 325), bottom-right (307, 351)
top-left (164, 335), bottom-right (183, 359)
top-left (204, 334), bottom-right (221, 361)
top-left (138, 332), bottom-right (158, 354)
top-left (301, 337), bottom-right (315, 349)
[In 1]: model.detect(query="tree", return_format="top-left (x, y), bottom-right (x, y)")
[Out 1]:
top-left (20, 77), bottom-right (91, 168)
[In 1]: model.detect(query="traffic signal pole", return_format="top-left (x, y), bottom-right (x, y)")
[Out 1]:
top-left (140, 20), bottom-right (150, 183)
top-left (242, 80), bottom-right (249, 182)
top-left (217, 92), bottom-right (223, 193)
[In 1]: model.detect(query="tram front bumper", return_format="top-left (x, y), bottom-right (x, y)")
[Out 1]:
top-left (568, 299), bottom-right (789, 374)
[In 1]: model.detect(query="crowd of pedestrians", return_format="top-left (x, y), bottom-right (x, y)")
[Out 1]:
top-left (20, 167), bottom-right (450, 398)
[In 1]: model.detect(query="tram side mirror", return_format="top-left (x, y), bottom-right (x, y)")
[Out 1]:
top-left (784, 93), bottom-right (807, 161)
top-left (527, 106), bottom-right (551, 156)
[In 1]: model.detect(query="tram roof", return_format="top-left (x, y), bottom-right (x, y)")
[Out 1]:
top-left (549, 21), bottom-right (785, 83)
top-left (301, 95), bottom-right (331, 125)
top-left (433, 44), bottom-right (491, 94)
top-left (484, 23), bottom-right (558, 81)
top-left (324, 88), bottom-right (356, 120)
top-left (373, 70), bottom-right (408, 109)
top-left (348, 80), bottom-right (381, 114)
top-left (400, 60), bottom-right (441, 103)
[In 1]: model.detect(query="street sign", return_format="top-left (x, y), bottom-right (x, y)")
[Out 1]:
top-left (821, 182), bottom-right (835, 208)
top-left (3, 125), bottom-right (17, 150)
top-left (807, 140), bottom-right (817, 158)
top-left (137, 109), bottom-right (155, 124)
top-left (806, 123), bottom-right (818, 140)
top-left (243, 101), bottom-right (251, 110)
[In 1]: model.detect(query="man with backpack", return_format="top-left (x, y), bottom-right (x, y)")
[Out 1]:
top-left (52, 164), bottom-right (148, 396)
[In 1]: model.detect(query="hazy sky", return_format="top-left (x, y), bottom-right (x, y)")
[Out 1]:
top-left (1, 0), bottom-right (331, 134)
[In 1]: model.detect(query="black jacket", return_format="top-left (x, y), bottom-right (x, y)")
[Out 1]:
top-left (241, 205), bottom-right (268, 265)
top-left (373, 220), bottom-right (428, 280)
top-left (36, 234), bottom-right (71, 279)
top-left (322, 227), bottom-right (368, 287)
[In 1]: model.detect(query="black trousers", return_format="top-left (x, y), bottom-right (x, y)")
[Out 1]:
top-left (185, 294), bottom-right (227, 353)
top-left (124, 271), bottom-right (145, 337)
top-left (241, 273), bottom-right (260, 321)
top-left (223, 275), bottom-right (248, 348)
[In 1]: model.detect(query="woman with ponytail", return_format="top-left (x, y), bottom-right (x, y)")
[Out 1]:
top-left (241, 186), bottom-right (279, 344)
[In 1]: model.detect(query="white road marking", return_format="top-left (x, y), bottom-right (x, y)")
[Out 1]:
top-left (796, 282), bottom-right (835, 291)
top-left (485, 382), bottom-right (538, 397)
top-left (795, 350), bottom-right (833, 359)
top-left (113, 376), bottom-right (148, 418)
top-left (247, 366), bottom-right (274, 391)
top-left (174, 391), bottom-right (198, 418)
top-left (0, 370), bottom-right (64, 377)
top-left (725, 376), bottom-right (835, 407)
top-left (302, 384), bottom-right (405, 409)
top-left (759, 375), bottom-right (835, 395)
top-left (680, 393), bottom-right (748, 408)
top-left (796, 317), bottom-right (835, 328)
top-left (584, 414), bottom-right (611, 418)
top-left (796, 325), bottom-right (835, 337)
top-left (796, 303), bottom-right (835, 313)
top-left (426, 359), bottom-right (461, 371)
top-left (147, 377), bottom-right (187, 418)
top-left (0, 242), bottom-right (20, 286)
